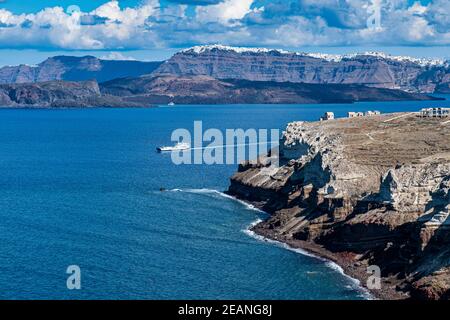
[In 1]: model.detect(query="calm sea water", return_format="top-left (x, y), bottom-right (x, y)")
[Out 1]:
top-left (0, 97), bottom-right (449, 299)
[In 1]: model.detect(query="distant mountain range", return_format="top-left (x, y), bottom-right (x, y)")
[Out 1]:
top-left (0, 56), bottom-right (162, 84)
top-left (154, 45), bottom-right (450, 94)
top-left (0, 45), bottom-right (448, 107)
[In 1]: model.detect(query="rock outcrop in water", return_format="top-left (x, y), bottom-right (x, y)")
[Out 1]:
top-left (227, 113), bottom-right (450, 300)
top-left (154, 45), bottom-right (450, 94)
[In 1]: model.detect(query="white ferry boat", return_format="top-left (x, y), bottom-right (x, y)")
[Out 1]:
top-left (157, 142), bottom-right (190, 152)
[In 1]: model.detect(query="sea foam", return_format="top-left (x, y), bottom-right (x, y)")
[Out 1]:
top-left (169, 187), bottom-right (373, 299)
top-left (169, 188), bottom-right (265, 213)
top-left (243, 218), bottom-right (373, 300)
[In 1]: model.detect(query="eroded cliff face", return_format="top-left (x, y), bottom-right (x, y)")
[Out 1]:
top-left (154, 46), bottom-right (450, 93)
top-left (228, 113), bottom-right (450, 299)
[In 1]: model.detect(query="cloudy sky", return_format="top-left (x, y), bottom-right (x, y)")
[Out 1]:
top-left (0, 0), bottom-right (448, 65)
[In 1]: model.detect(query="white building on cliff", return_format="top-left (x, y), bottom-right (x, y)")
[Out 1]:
top-left (320, 112), bottom-right (335, 121)
top-left (419, 108), bottom-right (450, 118)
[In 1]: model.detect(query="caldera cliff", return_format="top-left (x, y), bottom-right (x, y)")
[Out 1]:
top-left (227, 112), bottom-right (450, 300)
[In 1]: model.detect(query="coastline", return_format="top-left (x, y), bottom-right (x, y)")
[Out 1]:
top-left (243, 219), bottom-right (373, 300)
top-left (230, 194), bottom-right (410, 300)
top-left (225, 111), bottom-right (450, 300)
top-left (222, 191), bottom-right (378, 300)
top-left (172, 188), bottom-right (376, 299)
top-left (250, 222), bottom-right (408, 300)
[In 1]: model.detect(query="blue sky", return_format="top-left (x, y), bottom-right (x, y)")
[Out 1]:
top-left (1, 1), bottom-right (150, 13)
top-left (0, 0), bottom-right (448, 66)
top-left (0, 0), bottom-right (435, 13)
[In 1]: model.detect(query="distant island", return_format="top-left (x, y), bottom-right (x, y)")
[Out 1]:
top-left (0, 80), bottom-right (147, 108)
top-left (0, 45), bottom-right (448, 108)
top-left (227, 111), bottom-right (450, 300)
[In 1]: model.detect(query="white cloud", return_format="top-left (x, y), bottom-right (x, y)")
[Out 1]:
top-left (100, 52), bottom-right (137, 60)
top-left (93, 0), bottom-right (156, 25)
top-left (196, 0), bottom-right (260, 24)
top-left (0, 0), bottom-right (447, 50)
top-left (0, 1), bottom-right (161, 50)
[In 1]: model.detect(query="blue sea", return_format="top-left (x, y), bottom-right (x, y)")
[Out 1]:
top-left (0, 97), bottom-right (449, 300)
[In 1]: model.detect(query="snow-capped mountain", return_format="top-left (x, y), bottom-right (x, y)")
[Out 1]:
top-left (181, 45), bottom-right (446, 67)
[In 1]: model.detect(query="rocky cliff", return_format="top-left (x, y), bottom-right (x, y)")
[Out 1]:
top-left (0, 56), bottom-right (162, 84)
top-left (100, 74), bottom-right (438, 105)
top-left (0, 75), bottom-right (435, 108)
top-left (227, 113), bottom-right (450, 300)
top-left (0, 80), bottom-right (147, 108)
top-left (154, 45), bottom-right (450, 94)
top-left (2, 47), bottom-right (448, 97)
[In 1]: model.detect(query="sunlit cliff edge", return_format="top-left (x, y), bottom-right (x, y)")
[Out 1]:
top-left (228, 112), bottom-right (450, 300)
